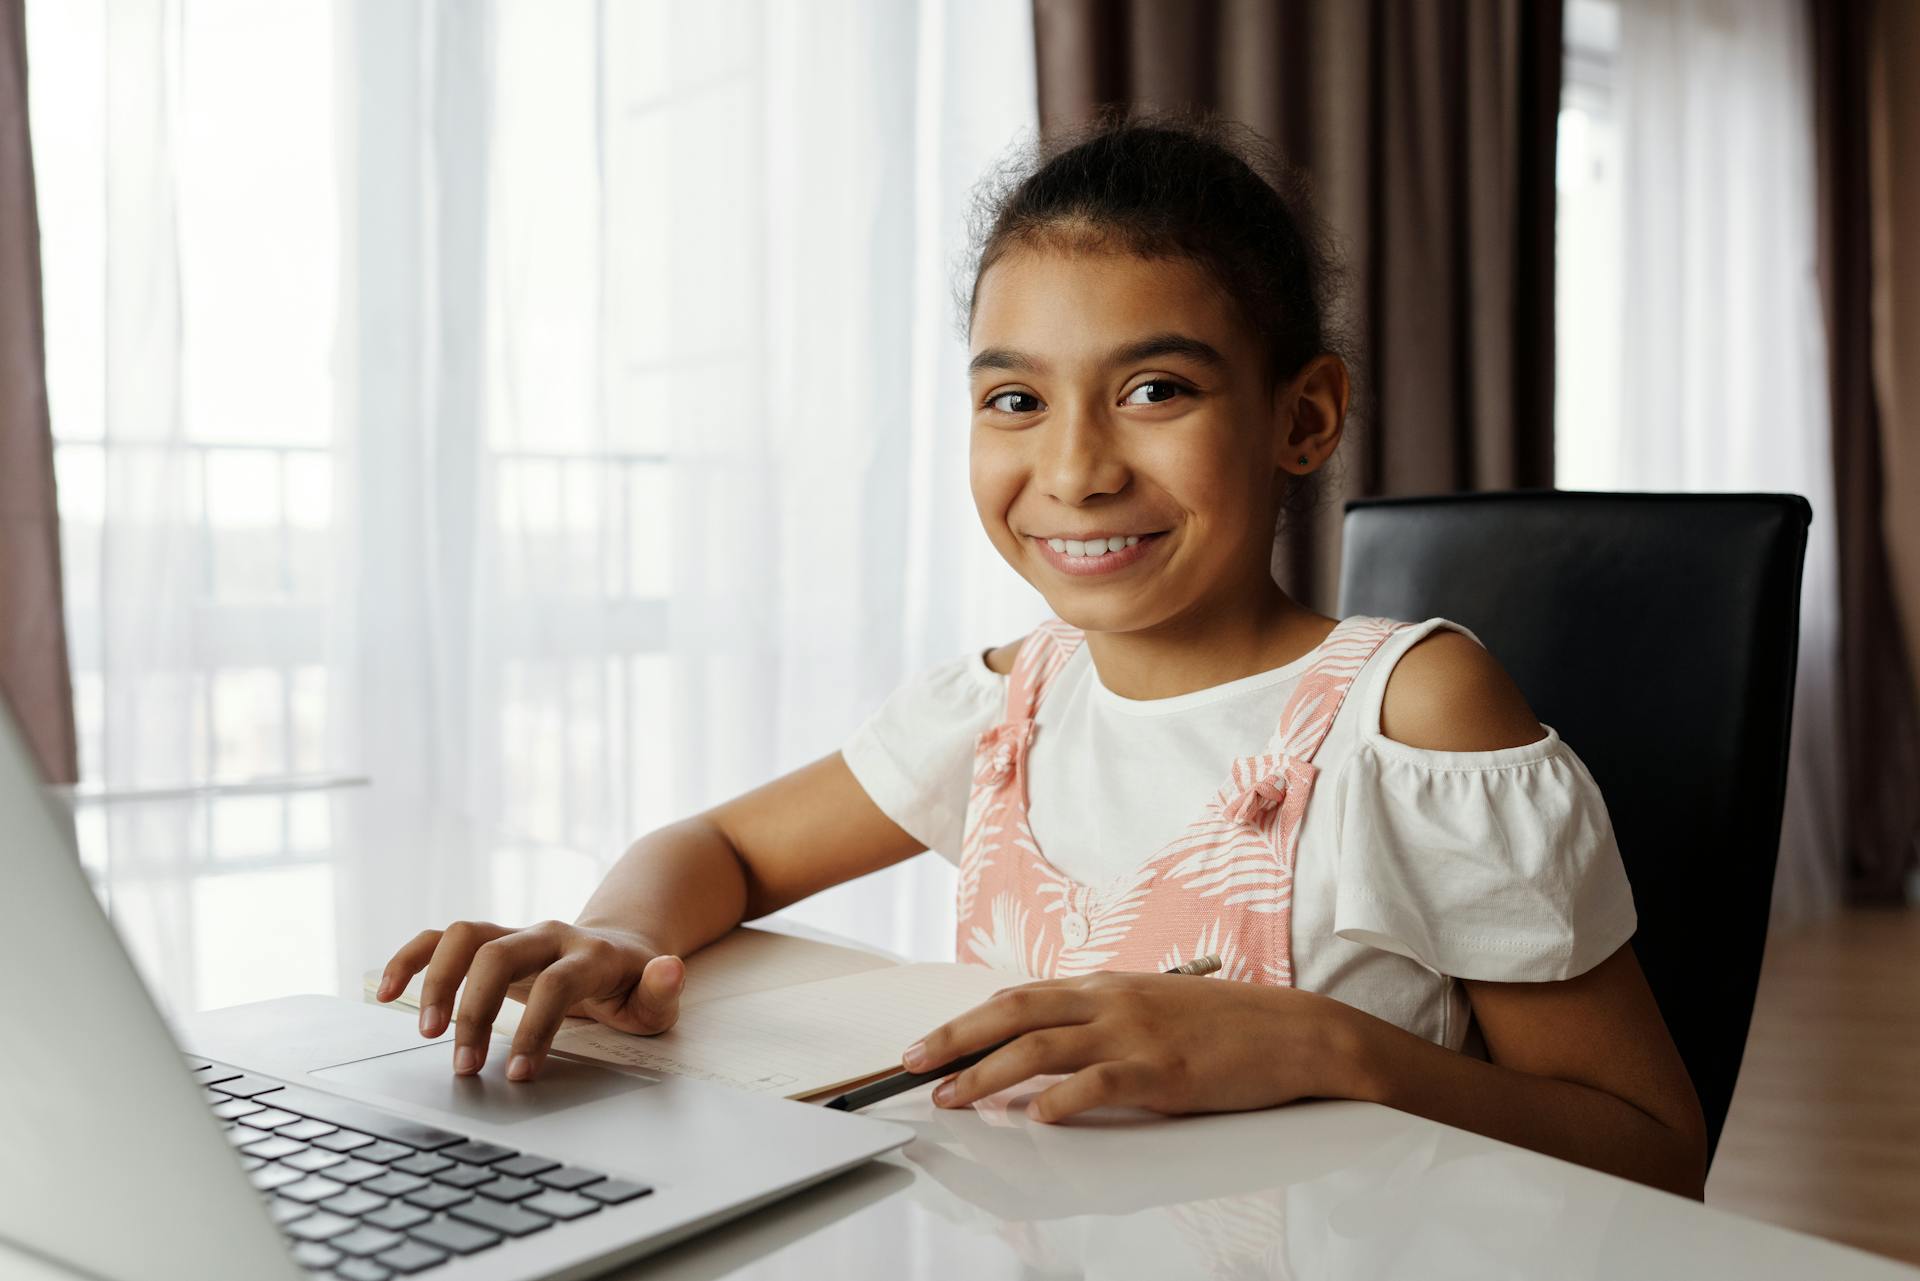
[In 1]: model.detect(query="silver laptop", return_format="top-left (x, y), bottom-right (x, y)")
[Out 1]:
top-left (0, 706), bottom-right (912, 1281)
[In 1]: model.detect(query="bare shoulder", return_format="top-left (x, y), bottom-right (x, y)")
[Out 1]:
top-left (1377, 628), bottom-right (1546, 752)
top-left (982, 637), bottom-right (1025, 676)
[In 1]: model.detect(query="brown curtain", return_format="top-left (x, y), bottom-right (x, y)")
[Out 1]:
top-left (0, 0), bottom-right (77, 785)
top-left (1812, 0), bottom-right (1920, 903)
top-left (1031, 0), bottom-right (1561, 612)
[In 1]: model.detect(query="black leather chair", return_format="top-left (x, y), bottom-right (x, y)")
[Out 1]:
top-left (1337, 489), bottom-right (1811, 1161)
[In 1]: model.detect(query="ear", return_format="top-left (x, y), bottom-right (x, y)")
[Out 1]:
top-left (1271, 355), bottom-right (1349, 476)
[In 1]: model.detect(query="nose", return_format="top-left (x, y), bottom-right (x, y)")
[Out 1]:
top-left (1038, 400), bottom-right (1129, 505)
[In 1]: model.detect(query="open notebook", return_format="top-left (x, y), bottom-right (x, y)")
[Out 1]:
top-left (362, 927), bottom-right (1008, 1102)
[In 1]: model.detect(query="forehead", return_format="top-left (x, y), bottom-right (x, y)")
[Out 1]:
top-left (969, 246), bottom-right (1247, 368)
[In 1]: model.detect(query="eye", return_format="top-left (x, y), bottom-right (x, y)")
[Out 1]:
top-left (1123, 379), bottom-right (1191, 406)
top-left (986, 390), bottom-right (1042, 414)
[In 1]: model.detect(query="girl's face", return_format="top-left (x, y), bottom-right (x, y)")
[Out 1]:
top-left (968, 245), bottom-right (1304, 636)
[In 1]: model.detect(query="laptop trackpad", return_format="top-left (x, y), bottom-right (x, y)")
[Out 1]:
top-left (311, 1041), bottom-right (655, 1126)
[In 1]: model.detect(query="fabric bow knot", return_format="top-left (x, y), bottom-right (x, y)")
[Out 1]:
top-left (975, 718), bottom-right (1037, 787)
top-left (1219, 752), bottom-right (1319, 827)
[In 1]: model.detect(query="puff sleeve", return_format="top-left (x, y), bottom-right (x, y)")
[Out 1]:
top-left (841, 650), bottom-right (1005, 863)
top-left (1331, 728), bottom-right (1638, 982)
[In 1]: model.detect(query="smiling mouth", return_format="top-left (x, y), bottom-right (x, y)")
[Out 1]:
top-left (1028, 530), bottom-right (1169, 575)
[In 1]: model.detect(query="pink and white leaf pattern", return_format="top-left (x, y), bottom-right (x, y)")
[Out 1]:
top-left (955, 615), bottom-right (1405, 989)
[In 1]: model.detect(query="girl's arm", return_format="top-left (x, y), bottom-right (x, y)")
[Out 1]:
top-left (379, 750), bottom-right (927, 1079)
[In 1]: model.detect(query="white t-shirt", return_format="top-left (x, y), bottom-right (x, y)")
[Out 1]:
top-left (842, 616), bottom-right (1638, 1053)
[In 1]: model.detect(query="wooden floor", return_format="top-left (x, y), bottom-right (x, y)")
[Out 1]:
top-left (1706, 905), bottom-right (1920, 1266)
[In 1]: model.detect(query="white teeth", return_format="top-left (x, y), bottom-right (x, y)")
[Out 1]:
top-left (1047, 534), bottom-right (1149, 558)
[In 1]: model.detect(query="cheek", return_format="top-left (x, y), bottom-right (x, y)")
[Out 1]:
top-left (968, 433), bottom-right (1023, 533)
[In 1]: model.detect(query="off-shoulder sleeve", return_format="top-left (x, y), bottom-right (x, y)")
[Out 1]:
top-left (1331, 728), bottom-right (1638, 982)
top-left (841, 650), bottom-right (1005, 863)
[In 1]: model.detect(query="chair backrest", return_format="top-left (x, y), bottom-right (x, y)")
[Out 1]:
top-left (1337, 490), bottom-right (1811, 1159)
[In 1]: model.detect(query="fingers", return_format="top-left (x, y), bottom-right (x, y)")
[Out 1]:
top-left (415, 921), bottom-right (508, 1038)
top-left (377, 928), bottom-right (447, 1006)
top-left (505, 954), bottom-right (601, 1081)
top-left (904, 983), bottom-right (1092, 1072)
top-left (931, 1025), bottom-right (1100, 1109)
top-left (1027, 1060), bottom-right (1159, 1124)
top-left (450, 923), bottom-right (565, 1075)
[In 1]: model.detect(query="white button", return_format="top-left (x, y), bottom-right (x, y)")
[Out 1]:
top-left (1060, 911), bottom-right (1089, 950)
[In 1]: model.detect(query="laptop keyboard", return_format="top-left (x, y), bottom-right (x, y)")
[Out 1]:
top-left (186, 1055), bottom-right (653, 1278)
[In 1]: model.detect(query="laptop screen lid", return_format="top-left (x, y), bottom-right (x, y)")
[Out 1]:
top-left (0, 705), bottom-right (298, 1280)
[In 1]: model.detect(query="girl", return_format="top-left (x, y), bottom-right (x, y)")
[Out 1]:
top-left (377, 113), bottom-right (1708, 1199)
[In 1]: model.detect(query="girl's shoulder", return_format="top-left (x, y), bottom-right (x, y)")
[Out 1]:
top-left (982, 636), bottom-right (1024, 676)
top-left (1371, 620), bottom-right (1545, 754)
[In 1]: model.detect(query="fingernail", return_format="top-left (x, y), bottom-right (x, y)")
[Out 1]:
top-left (932, 1080), bottom-right (954, 1106)
top-left (377, 977), bottom-right (392, 1001)
top-left (454, 1045), bottom-right (478, 1074)
top-left (902, 1041), bottom-right (927, 1071)
top-left (507, 1054), bottom-right (531, 1081)
top-left (421, 1005), bottom-right (441, 1036)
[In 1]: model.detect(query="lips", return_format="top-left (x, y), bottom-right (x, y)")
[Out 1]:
top-left (1029, 530), bottom-right (1168, 577)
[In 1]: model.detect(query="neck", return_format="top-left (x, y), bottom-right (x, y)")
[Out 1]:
top-left (1079, 578), bottom-right (1334, 701)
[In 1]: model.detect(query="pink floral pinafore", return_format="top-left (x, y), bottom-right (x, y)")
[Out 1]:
top-left (955, 615), bottom-right (1406, 985)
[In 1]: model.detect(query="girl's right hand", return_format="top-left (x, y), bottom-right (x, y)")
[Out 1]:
top-left (375, 919), bottom-right (686, 1083)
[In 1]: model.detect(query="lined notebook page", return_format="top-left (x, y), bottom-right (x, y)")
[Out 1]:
top-left (549, 961), bottom-right (1010, 1099)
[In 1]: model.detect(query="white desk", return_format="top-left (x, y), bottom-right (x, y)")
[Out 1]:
top-left (14, 1083), bottom-right (1905, 1281)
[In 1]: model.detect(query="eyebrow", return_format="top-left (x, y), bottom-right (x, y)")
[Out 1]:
top-left (966, 332), bottom-right (1230, 378)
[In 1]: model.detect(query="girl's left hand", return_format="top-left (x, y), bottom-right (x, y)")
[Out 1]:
top-left (903, 972), bottom-right (1359, 1123)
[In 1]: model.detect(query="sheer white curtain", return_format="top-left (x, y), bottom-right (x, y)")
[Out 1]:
top-left (30, 0), bottom-right (1040, 1015)
top-left (1556, 0), bottom-right (1843, 923)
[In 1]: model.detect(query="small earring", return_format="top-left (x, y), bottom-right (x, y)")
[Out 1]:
top-left (1297, 454), bottom-right (1310, 466)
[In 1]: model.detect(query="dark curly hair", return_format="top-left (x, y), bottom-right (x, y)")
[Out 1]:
top-left (955, 107), bottom-right (1354, 534)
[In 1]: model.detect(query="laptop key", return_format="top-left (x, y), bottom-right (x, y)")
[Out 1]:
top-left (319, 1188), bottom-right (388, 1217)
top-left (328, 1225), bottom-right (406, 1257)
top-left (249, 1163), bottom-right (306, 1193)
top-left (362, 1201), bottom-right (431, 1232)
top-left (246, 1107), bottom-right (302, 1131)
top-left (354, 1140), bottom-right (414, 1165)
top-left (211, 1074), bottom-right (287, 1099)
top-left (390, 1153), bottom-right (453, 1177)
top-left (430, 1162), bottom-right (493, 1190)
top-left (278, 1118), bottom-right (339, 1142)
top-left (241, 1136), bottom-right (310, 1162)
top-left (282, 1176), bottom-right (349, 1204)
top-left (581, 1178), bottom-right (652, 1205)
top-left (373, 1240), bottom-right (449, 1275)
top-left (313, 1129), bottom-right (377, 1154)
top-left (285, 1210), bottom-right (357, 1242)
top-left (401, 1183), bottom-right (471, 1212)
top-left (268, 1196), bottom-right (315, 1227)
top-left (226, 1124), bottom-right (274, 1148)
top-left (289, 1240), bottom-right (341, 1269)
top-left (332, 1260), bottom-right (395, 1281)
top-left (325, 1159), bottom-right (386, 1186)
top-left (520, 1190), bottom-right (600, 1221)
top-left (363, 1171), bottom-right (428, 1198)
top-left (533, 1166), bottom-right (605, 1192)
top-left (408, 1217), bottom-right (502, 1255)
top-left (212, 1098), bottom-right (265, 1121)
top-left (283, 1148), bottom-right (347, 1173)
top-left (239, 1155), bottom-right (267, 1172)
top-left (492, 1154), bottom-right (559, 1179)
top-left (473, 1176), bottom-right (540, 1202)
top-left (267, 1086), bottom-right (465, 1152)
top-left (438, 1140), bottom-right (515, 1166)
top-left (447, 1196), bottom-right (552, 1238)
